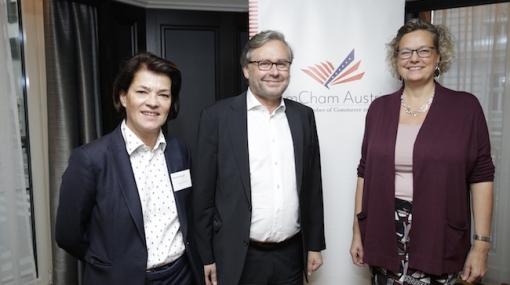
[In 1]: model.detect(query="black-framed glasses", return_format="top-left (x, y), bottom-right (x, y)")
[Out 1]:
top-left (397, 46), bottom-right (436, 59)
top-left (248, 60), bottom-right (292, 71)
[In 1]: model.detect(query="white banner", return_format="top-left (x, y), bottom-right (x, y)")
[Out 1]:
top-left (251, 1), bottom-right (404, 283)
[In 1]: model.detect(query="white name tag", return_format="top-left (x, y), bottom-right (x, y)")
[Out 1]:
top-left (170, 169), bottom-right (192, 191)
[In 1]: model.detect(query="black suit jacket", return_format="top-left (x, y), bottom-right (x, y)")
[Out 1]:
top-left (55, 125), bottom-right (204, 285)
top-left (193, 92), bottom-right (326, 285)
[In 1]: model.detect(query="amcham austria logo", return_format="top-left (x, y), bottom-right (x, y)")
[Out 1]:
top-left (301, 49), bottom-right (365, 89)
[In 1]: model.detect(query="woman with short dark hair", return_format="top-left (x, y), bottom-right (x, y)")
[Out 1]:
top-left (56, 51), bottom-right (204, 285)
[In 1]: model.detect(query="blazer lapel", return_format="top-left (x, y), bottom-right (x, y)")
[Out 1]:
top-left (227, 93), bottom-right (252, 205)
top-left (108, 126), bottom-right (146, 241)
top-left (285, 102), bottom-right (304, 193)
top-left (163, 138), bottom-right (190, 239)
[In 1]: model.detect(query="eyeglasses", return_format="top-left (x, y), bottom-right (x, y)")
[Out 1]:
top-left (248, 60), bottom-right (292, 71)
top-left (397, 46), bottom-right (436, 59)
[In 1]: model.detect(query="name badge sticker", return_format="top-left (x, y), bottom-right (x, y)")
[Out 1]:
top-left (170, 169), bottom-right (192, 191)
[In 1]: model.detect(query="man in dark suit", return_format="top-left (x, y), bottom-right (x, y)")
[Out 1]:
top-left (55, 51), bottom-right (204, 285)
top-left (193, 30), bottom-right (326, 285)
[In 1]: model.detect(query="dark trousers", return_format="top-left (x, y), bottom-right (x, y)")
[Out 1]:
top-left (145, 255), bottom-right (194, 285)
top-left (239, 234), bottom-right (303, 285)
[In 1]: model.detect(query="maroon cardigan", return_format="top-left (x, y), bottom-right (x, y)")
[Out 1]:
top-left (357, 83), bottom-right (494, 275)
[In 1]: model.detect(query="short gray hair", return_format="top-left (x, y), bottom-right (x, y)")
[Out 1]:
top-left (240, 30), bottom-right (294, 67)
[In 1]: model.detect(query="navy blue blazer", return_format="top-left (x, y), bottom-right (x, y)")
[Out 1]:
top-left (56, 125), bottom-right (204, 285)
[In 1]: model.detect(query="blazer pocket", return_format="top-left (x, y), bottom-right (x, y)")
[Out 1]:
top-left (84, 249), bottom-right (112, 267)
top-left (213, 216), bottom-right (222, 232)
top-left (303, 142), bottom-right (314, 154)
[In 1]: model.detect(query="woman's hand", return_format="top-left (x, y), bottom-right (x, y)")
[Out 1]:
top-left (350, 234), bottom-right (365, 267)
top-left (463, 181), bottom-right (493, 283)
top-left (204, 263), bottom-right (218, 285)
top-left (461, 241), bottom-right (490, 283)
top-left (350, 177), bottom-right (365, 267)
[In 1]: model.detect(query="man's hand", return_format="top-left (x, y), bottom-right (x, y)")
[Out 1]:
top-left (307, 251), bottom-right (323, 276)
top-left (204, 263), bottom-right (217, 285)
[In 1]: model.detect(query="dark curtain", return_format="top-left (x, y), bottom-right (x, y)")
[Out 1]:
top-left (44, 0), bottom-right (101, 284)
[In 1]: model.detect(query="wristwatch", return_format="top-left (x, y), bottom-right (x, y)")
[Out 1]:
top-left (473, 234), bottom-right (492, 243)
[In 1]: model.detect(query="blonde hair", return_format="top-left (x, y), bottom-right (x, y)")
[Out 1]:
top-left (386, 18), bottom-right (455, 80)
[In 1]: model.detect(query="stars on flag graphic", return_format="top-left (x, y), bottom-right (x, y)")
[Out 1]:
top-left (301, 49), bottom-right (365, 89)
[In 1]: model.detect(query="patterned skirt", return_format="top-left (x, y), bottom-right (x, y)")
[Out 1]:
top-left (370, 198), bottom-right (459, 285)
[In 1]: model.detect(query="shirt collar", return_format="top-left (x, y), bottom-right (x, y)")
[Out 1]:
top-left (246, 88), bottom-right (286, 113)
top-left (121, 120), bottom-right (166, 155)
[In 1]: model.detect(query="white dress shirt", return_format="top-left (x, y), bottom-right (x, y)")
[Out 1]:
top-left (246, 90), bottom-right (300, 243)
top-left (121, 120), bottom-right (185, 269)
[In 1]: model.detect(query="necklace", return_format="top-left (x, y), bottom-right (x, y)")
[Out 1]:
top-left (401, 93), bottom-right (434, 117)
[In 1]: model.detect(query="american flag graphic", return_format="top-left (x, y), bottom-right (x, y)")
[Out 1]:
top-left (301, 49), bottom-right (365, 89)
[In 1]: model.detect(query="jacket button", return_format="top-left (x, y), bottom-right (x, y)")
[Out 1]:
top-left (249, 206), bottom-right (252, 211)
top-left (244, 241), bottom-right (248, 246)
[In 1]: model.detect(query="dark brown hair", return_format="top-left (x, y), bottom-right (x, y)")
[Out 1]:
top-left (112, 51), bottom-right (182, 120)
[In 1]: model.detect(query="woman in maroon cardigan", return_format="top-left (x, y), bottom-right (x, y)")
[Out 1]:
top-left (350, 18), bottom-right (495, 285)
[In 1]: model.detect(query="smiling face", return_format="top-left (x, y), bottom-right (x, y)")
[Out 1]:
top-left (120, 69), bottom-right (172, 143)
top-left (397, 30), bottom-right (440, 85)
top-left (242, 40), bottom-right (291, 104)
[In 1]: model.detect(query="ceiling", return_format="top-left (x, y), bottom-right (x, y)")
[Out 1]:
top-left (113, 0), bottom-right (425, 12)
top-left (113, 0), bottom-right (250, 11)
